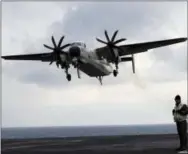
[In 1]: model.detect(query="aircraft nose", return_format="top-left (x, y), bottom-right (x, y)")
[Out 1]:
top-left (69, 46), bottom-right (81, 57)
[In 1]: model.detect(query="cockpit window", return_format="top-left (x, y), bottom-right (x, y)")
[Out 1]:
top-left (73, 42), bottom-right (80, 46)
top-left (72, 42), bottom-right (86, 47)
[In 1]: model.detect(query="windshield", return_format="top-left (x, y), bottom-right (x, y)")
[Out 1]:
top-left (72, 42), bottom-right (82, 46)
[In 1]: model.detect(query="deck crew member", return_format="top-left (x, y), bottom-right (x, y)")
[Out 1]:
top-left (172, 95), bottom-right (188, 152)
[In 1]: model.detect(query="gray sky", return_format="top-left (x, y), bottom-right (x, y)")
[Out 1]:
top-left (2, 1), bottom-right (187, 127)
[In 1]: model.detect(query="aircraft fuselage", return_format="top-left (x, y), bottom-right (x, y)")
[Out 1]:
top-left (60, 42), bottom-right (113, 77)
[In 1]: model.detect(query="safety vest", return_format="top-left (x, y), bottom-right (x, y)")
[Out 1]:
top-left (173, 103), bottom-right (187, 122)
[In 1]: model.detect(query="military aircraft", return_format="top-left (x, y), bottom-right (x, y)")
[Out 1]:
top-left (1, 30), bottom-right (187, 85)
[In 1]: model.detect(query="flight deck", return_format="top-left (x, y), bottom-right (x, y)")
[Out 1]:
top-left (2, 134), bottom-right (184, 154)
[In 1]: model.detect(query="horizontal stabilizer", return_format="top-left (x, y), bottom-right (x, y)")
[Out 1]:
top-left (120, 55), bottom-right (135, 73)
top-left (120, 57), bottom-right (133, 62)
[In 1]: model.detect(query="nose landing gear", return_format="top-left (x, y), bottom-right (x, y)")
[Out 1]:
top-left (64, 65), bottom-right (71, 81)
top-left (66, 74), bottom-right (71, 81)
top-left (96, 76), bottom-right (103, 85)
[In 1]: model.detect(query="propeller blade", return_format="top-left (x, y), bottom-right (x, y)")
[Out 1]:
top-left (112, 46), bottom-right (124, 53)
top-left (60, 51), bottom-right (68, 56)
top-left (49, 60), bottom-right (53, 65)
top-left (104, 30), bottom-right (110, 42)
top-left (113, 38), bottom-right (126, 44)
top-left (96, 38), bottom-right (108, 44)
top-left (56, 62), bottom-right (60, 68)
top-left (111, 30), bottom-right (118, 42)
top-left (49, 53), bottom-right (56, 65)
top-left (58, 36), bottom-right (65, 47)
top-left (44, 44), bottom-right (54, 50)
top-left (108, 47), bottom-right (116, 60)
top-left (51, 36), bottom-right (57, 48)
top-left (60, 43), bottom-right (71, 50)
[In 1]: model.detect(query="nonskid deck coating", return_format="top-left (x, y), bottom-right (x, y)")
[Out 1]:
top-left (1, 134), bottom-right (187, 154)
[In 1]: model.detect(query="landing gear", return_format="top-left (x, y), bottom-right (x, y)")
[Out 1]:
top-left (61, 62), bottom-right (67, 69)
top-left (113, 70), bottom-right (118, 77)
top-left (113, 62), bottom-right (119, 77)
top-left (97, 76), bottom-right (103, 85)
top-left (65, 66), bottom-right (71, 81)
top-left (66, 74), bottom-right (71, 81)
top-left (77, 67), bottom-right (81, 79)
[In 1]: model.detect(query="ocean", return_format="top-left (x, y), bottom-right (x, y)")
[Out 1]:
top-left (1, 124), bottom-right (177, 139)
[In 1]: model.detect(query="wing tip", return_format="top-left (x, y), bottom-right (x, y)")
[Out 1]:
top-left (1, 56), bottom-right (9, 60)
top-left (181, 37), bottom-right (187, 41)
top-left (173, 37), bottom-right (187, 43)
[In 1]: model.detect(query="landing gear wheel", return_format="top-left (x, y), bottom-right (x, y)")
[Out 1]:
top-left (113, 70), bottom-right (118, 77)
top-left (66, 74), bottom-right (71, 81)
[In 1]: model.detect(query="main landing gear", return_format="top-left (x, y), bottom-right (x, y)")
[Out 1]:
top-left (113, 62), bottom-right (119, 77)
top-left (113, 70), bottom-right (118, 77)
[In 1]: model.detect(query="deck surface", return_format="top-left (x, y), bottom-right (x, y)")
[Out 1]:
top-left (1, 134), bottom-right (186, 154)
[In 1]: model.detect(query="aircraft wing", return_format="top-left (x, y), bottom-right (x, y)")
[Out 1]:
top-left (95, 37), bottom-right (187, 62)
top-left (1, 52), bottom-right (53, 62)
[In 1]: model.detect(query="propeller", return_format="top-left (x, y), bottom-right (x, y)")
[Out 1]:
top-left (96, 30), bottom-right (126, 63)
top-left (43, 36), bottom-right (71, 68)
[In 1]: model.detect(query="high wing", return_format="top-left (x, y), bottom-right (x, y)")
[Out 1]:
top-left (95, 37), bottom-right (187, 62)
top-left (1, 52), bottom-right (53, 62)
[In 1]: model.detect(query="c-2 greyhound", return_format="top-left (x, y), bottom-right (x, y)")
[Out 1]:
top-left (1, 30), bottom-right (187, 85)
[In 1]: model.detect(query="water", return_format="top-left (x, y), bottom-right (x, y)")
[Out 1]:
top-left (1, 124), bottom-right (177, 139)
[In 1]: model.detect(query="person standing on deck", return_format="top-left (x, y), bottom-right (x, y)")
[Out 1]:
top-left (172, 95), bottom-right (188, 153)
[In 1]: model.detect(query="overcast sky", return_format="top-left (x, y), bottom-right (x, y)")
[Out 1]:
top-left (2, 2), bottom-right (187, 127)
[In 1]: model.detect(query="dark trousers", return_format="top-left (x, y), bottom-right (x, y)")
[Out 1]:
top-left (176, 120), bottom-right (187, 149)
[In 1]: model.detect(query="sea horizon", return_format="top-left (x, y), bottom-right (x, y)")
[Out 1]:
top-left (2, 123), bottom-right (174, 128)
top-left (1, 124), bottom-right (177, 139)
